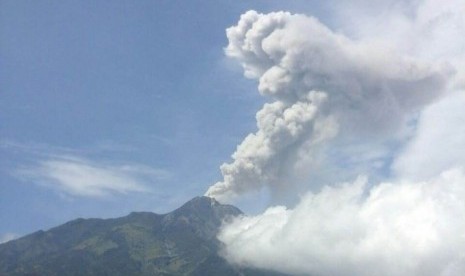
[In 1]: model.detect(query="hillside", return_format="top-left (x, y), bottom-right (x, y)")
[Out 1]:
top-left (0, 196), bottom-right (285, 276)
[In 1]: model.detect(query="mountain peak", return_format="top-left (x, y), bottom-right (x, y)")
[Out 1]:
top-left (0, 195), bottom-right (251, 275)
top-left (184, 195), bottom-right (219, 206)
top-left (172, 196), bottom-right (242, 220)
top-left (176, 196), bottom-right (220, 212)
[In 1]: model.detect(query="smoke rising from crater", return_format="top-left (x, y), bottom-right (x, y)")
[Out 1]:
top-left (207, 0), bottom-right (465, 275)
top-left (206, 10), bottom-right (450, 202)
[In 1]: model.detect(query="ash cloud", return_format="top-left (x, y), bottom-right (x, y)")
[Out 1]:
top-left (207, 0), bottom-right (465, 275)
top-left (206, 9), bottom-right (450, 202)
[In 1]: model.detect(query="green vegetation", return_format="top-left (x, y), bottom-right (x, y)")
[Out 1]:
top-left (0, 196), bottom-right (287, 275)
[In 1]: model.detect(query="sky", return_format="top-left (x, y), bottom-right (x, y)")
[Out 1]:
top-left (2, 1), bottom-right (465, 275)
top-left (0, 0), bottom-right (328, 241)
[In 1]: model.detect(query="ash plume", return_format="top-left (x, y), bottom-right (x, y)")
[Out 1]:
top-left (206, 10), bottom-right (450, 202)
top-left (206, 0), bottom-right (465, 275)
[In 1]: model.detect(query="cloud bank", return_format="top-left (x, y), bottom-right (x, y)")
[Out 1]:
top-left (207, 0), bottom-right (465, 275)
top-left (219, 168), bottom-right (465, 276)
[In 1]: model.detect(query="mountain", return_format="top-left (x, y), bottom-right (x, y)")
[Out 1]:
top-left (0, 196), bottom-right (286, 276)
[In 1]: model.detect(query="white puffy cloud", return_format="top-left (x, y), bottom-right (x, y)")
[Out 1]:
top-left (16, 156), bottom-right (169, 197)
top-left (206, 9), bottom-right (450, 202)
top-left (219, 168), bottom-right (465, 276)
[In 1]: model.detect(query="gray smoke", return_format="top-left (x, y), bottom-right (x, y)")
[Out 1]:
top-left (206, 10), bottom-right (450, 202)
top-left (207, 1), bottom-right (465, 274)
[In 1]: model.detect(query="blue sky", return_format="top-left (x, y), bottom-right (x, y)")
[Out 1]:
top-left (0, 1), bottom-right (329, 239)
top-left (4, 1), bottom-right (465, 274)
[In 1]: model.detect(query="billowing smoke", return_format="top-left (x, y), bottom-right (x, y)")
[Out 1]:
top-left (206, 0), bottom-right (465, 275)
top-left (206, 10), bottom-right (450, 202)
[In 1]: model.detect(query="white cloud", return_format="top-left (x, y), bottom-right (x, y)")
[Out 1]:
top-left (0, 233), bottom-right (19, 244)
top-left (219, 168), bottom-right (465, 276)
top-left (16, 156), bottom-right (169, 197)
top-left (393, 91), bottom-right (465, 181)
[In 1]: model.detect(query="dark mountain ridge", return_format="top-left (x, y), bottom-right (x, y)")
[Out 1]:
top-left (0, 196), bottom-right (285, 276)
